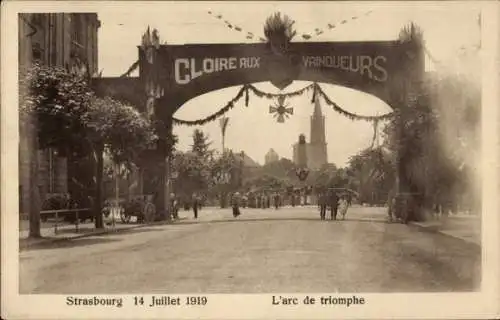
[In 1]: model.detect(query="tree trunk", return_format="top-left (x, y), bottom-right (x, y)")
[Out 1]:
top-left (93, 145), bottom-right (104, 229)
top-left (28, 122), bottom-right (41, 238)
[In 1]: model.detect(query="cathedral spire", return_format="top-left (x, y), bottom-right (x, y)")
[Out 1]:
top-left (313, 96), bottom-right (323, 117)
top-left (308, 96), bottom-right (328, 169)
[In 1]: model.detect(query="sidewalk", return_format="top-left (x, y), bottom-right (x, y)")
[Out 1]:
top-left (18, 208), bottom-right (224, 249)
top-left (409, 213), bottom-right (481, 246)
top-left (19, 214), bottom-right (171, 250)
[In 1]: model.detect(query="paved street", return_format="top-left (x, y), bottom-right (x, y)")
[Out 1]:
top-left (19, 206), bottom-right (481, 294)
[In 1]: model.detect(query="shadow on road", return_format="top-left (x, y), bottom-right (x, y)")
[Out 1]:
top-left (20, 237), bottom-right (121, 251)
top-left (19, 227), bottom-right (163, 251)
top-left (92, 227), bottom-right (164, 237)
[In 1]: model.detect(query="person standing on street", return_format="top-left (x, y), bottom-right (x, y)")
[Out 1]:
top-left (192, 193), bottom-right (199, 219)
top-left (232, 192), bottom-right (241, 217)
top-left (171, 193), bottom-right (179, 219)
top-left (329, 190), bottom-right (339, 220)
top-left (319, 191), bottom-right (327, 220)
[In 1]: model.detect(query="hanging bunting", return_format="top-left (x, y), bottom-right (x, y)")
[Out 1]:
top-left (315, 84), bottom-right (394, 122)
top-left (369, 118), bottom-right (380, 149)
top-left (172, 83), bottom-right (394, 126)
top-left (245, 86), bottom-right (249, 107)
top-left (311, 83), bottom-right (317, 103)
top-left (300, 10), bottom-right (373, 41)
top-left (172, 85), bottom-right (247, 126)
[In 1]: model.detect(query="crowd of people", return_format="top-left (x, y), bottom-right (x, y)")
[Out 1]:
top-left (169, 189), bottom-right (354, 221)
top-left (317, 190), bottom-right (352, 220)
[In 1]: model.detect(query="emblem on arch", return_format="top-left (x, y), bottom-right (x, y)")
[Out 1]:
top-left (269, 95), bottom-right (293, 123)
top-left (263, 12), bottom-right (301, 90)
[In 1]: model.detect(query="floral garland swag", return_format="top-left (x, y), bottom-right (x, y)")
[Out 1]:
top-left (172, 82), bottom-right (394, 127)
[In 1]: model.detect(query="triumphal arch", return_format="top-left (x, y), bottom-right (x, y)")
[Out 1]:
top-left (93, 14), bottom-right (425, 222)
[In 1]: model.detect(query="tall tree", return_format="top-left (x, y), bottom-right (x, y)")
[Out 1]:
top-left (191, 129), bottom-right (212, 159)
top-left (382, 70), bottom-right (480, 217)
top-left (20, 63), bottom-right (92, 237)
top-left (20, 64), bottom-right (157, 230)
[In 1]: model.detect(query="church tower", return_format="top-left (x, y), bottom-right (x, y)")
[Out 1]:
top-left (308, 98), bottom-right (328, 169)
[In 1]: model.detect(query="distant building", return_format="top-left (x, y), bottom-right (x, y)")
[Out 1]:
top-left (18, 13), bottom-right (100, 215)
top-left (229, 150), bottom-right (259, 168)
top-left (292, 98), bottom-right (328, 169)
top-left (264, 148), bottom-right (280, 164)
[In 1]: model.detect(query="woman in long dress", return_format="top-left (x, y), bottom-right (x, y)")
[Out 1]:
top-left (338, 195), bottom-right (349, 220)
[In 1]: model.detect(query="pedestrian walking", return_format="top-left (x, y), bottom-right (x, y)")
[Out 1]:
top-left (170, 193), bottom-right (179, 219)
top-left (328, 189), bottom-right (339, 220)
top-left (318, 191), bottom-right (327, 220)
top-left (192, 193), bottom-right (199, 219)
top-left (339, 195), bottom-right (349, 220)
top-left (274, 193), bottom-right (280, 209)
top-left (232, 192), bottom-right (241, 217)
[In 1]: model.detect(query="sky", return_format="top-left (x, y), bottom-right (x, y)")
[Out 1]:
top-left (95, 2), bottom-right (481, 166)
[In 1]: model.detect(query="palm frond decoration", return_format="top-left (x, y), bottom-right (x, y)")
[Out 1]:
top-left (398, 22), bottom-right (425, 49)
top-left (263, 12), bottom-right (297, 43)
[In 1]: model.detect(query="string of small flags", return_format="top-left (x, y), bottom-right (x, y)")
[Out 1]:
top-left (172, 82), bottom-right (394, 126)
top-left (207, 9), bottom-right (374, 42)
top-left (300, 10), bottom-right (373, 40)
top-left (207, 11), bottom-right (266, 42)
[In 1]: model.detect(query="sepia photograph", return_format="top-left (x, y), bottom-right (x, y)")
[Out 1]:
top-left (2, 1), bottom-right (499, 319)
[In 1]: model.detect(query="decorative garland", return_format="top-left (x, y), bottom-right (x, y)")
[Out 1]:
top-left (172, 86), bottom-right (246, 126)
top-left (315, 84), bottom-right (394, 121)
top-left (172, 82), bottom-right (394, 126)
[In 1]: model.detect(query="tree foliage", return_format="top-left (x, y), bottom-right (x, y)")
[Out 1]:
top-left (190, 129), bottom-right (212, 159)
top-left (172, 129), bottom-right (215, 198)
top-left (87, 96), bottom-right (157, 165)
top-left (20, 64), bottom-right (158, 228)
top-left (20, 64), bottom-right (157, 163)
top-left (20, 63), bottom-right (93, 154)
top-left (382, 71), bottom-right (480, 213)
top-left (344, 147), bottom-right (395, 204)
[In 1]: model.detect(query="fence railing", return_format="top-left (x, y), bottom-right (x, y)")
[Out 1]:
top-left (40, 208), bottom-right (91, 234)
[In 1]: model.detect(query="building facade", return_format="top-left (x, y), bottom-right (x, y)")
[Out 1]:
top-left (292, 99), bottom-right (328, 169)
top-left (18, 13), bottom-right (100, 215)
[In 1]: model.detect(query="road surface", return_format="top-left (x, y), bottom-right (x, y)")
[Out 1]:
top-left (19, 205), bottom-right (481, 293)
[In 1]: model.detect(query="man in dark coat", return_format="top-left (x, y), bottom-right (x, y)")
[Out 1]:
top-left (274, 193), bottom-right (280, 209)
top-left (192, 194), bottom-right (199, 219)
top-left (231, 192), bottom-right (241, 217)
top-left (328, 190), bottom-right (339, 220)
top-left (318, 191), bottom-right (327, 220)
